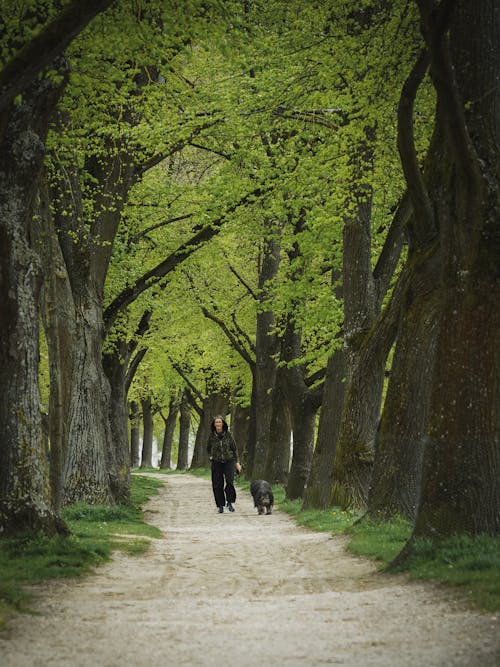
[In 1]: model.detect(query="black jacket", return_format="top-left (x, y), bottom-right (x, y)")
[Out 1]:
top-left (206, 416), bottom-right (238, 463)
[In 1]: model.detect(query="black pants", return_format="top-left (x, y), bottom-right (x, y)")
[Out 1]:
top-left (211, 460), bottom-right (236, 508)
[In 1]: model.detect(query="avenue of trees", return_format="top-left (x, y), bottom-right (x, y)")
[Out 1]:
top-left (0, 0), bottom-right (498, 560)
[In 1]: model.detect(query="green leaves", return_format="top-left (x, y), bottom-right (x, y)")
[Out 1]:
top-left (37, 0), bottom-right (433, 413)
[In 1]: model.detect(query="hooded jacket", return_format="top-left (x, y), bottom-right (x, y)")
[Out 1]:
top-left (206, 415), bottom-right (239, 463)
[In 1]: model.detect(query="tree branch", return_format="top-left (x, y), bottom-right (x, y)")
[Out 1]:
top-left (397, 48), bottom-right (434, 234)
top-left (103, 185), bottom-right (270, 332)
top-left (171, 362), bottom-right (203, 414)
top-left (230, 312), bottom-right (256, 356)
top-left (126, 348), bottom-right (148, 393)
top-left (136, 119), bottom-right (222, 177)
top-left (130, 214), bottom-right (194, 244)
top-left (372, 191), bottom-right (412, 307)
top-left (417, 0), bottom-right (482, 188)
top-left (188, 142), bottom-right (232, 160)
top-left (225, 259), bottom-right (258, 300)
top-left (0, 0), bottom-right (114, 112)
top-left (200, 306), bottom-right (255, 368)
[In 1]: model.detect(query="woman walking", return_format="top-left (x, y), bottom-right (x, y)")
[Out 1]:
top-left (207, 415), bottom-right (241, 513)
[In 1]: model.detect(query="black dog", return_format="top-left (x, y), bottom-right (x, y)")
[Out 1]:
top-left (250, 480), bottom-right (274, 515)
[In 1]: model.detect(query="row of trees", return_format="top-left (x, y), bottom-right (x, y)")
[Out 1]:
top-left (0, 1), bottom-right (498, 554)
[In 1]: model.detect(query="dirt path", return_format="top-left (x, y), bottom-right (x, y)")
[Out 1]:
top-left (1, 474), bottom-right (498, 666)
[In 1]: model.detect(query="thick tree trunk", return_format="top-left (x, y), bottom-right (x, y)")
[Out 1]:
top-left (129, 401), bottom-right (141, 468)
top-left (245, 378), bottom-right (257, 471)
top-left (140, 396), bottom-right (154, 469)
top-left (264, 366), bottom-right (292, 484)
top-left (49, 136), bottom-right (137, 504)
top-left (398, 2), bottom-right (500, 542)
top-left (102, 341), bottom-right (131, 502)
top-left (303, 348), bottom-right (346, 509)
top-left (281, 320), bottom-right (321, 501)
top-left (190, 393), bottom-right (229, 468)
top-left (61, 291), bottom-right (113, 504)
top-left (159, 397), bottom-right (179, 470)
top-left (248, 232), bottom-right (281, 479)
top-left (286, 396), bottom-right (317, 500)
top-left (367, 251), bottom-right (440, 521)
top-left (329, 346), bottom-right (385, 510)
top-left (329, 169), bottom-right (380, 510)
top-left (330, 271), bottom-right (402, 510)
top-left (177, 392), bottom-right (191, 470)
top-left (314, 194), bottom-right (407, 512)
top-left (416, 274), bottom-right (500, 535)
top-left (0, 73), bottom-right (67, 535)
top-left (35, 175), bottom-right (76, 510)
top-left (230, 403), bottom-right (250, 469)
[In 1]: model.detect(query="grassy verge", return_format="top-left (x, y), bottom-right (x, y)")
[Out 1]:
top-left (0, 474), bottom-right (164, 631)
top-left (266, 482), bottom-right (500, 613)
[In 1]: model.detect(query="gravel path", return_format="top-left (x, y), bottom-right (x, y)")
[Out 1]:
top-left (1, 473), bottom-right (498, 666)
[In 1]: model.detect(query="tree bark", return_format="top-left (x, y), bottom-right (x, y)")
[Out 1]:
top-left (49, 142), bottom-right (137, 504)
top-left (0, 71), bottom-right (67, 535)
top-left (61, 290), bottom-right (114, 504)
top-left (102, 339), bottom-right (131, 502)
top-left (247, 228), bottom-right (281, 479)
top-left (264, 365), bottom-right (292, 484)
top-left (303, 265), bottom-right (346, 510)
top-left (177, 391), bottom-right (191, 470)
top-left (399, 1), bottom-right (500, 542)
top-left (286, 396), bottom-right (318, 500)
top-left (35, 174), bottom-right (76, 510)
top-left (140, 396), bottom-right (154, 469)
top-left (281, 320), bottom-right (322, 500)
top-left (329, 130), bottom-right (398, 511)
top-left (303, 347), bottom-right (345, 509)
top-left (230, 403), bottom-right (250, 469)
top-left (329, 163), bottom-right (377, 506)
top-left (367, 249), bottom-right (440, 521)
top-left (159, 397), bottom-right (180, 470)
top-left (129, 401), bottom-right (141, 468)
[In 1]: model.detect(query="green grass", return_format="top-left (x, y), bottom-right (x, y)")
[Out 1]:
top-left (269, 483), bottom-right (500, 613)
top-left (392, 534), bottom-right (500, 612)
top-left (346, 516), bottom-right (412, 562)
top-left (188, 467), bottom-right (212, 480)
top-left (0, 474), bottom-right (164, 631)
top-left (345, 519), bottom-right (500, 611)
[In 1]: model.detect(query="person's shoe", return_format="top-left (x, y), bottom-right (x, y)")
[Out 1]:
top-left (218, 506), bottom-right (224, 513)
top-left (227, 502), bottom-right (235, 512)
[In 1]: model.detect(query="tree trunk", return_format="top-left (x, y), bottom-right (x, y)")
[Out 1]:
top-left (177, 392), bottom-right (191, 470)
top-left (61, 290), bottom-right (114, 504)
top-left (248, 231), bottom-right (281, 479)
top-left (230, 403), bottom-right (250, 469)
top-left (330, 268), bottom-right (403, 510)
top-left (35, 174), bottom-right (76, 510)
top-left (49, 134), bottom-right (137, 504)
top-left (159, 397), bottom-right (179, 470)
top-left (280, 320), bottom-right (321, 501)
top-left (102, 340), bottom-right (131, 502)
top-left (367, 250), bottom-right (440, 521)
top-left (264, 365), bottom-right (292, 484)
top-left (329, 155), bottom-right (379, 510)
top-left (129, 401), bottom-right (141, 468)
top-left (190, 393), bottom-right (229, 468)
top-left (303, 347), bottom-right (346, 509)
top-left (286, 396), bottom-right (317, 500)
top-left (140, 396), bottom-right (154, 469)
top-left (0, 73), bottom-right (67, 535)
top-left (398, 2), bottom-right (499, 542)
